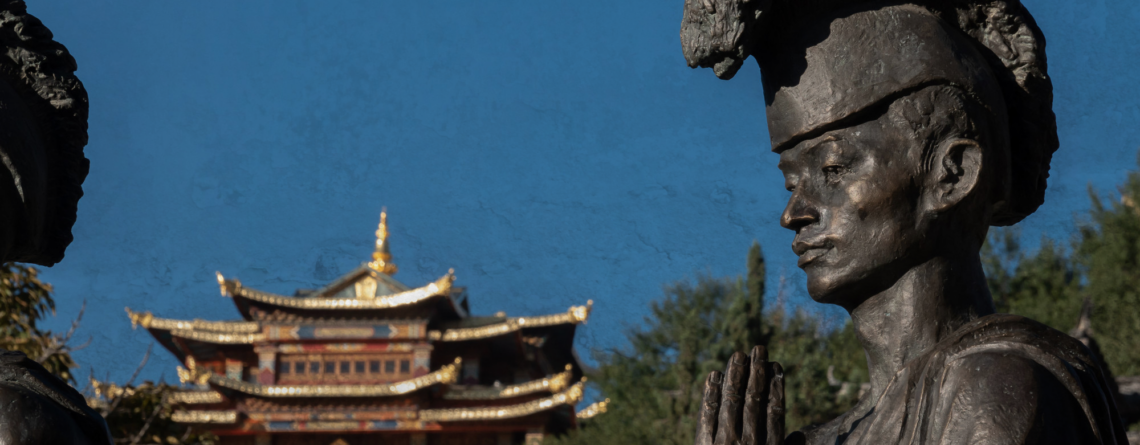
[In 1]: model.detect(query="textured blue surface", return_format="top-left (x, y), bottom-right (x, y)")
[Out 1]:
top-left (25, 0), bottom-right (1140, 385)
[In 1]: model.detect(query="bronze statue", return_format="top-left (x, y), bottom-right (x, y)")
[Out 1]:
top-left (681, 0), bottom-right (1130, 443)
top-left (0, 1), bottom-right (108, 443)
top-left (0, 0), bottom-right (89, 267)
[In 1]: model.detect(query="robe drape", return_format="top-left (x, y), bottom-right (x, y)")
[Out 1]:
top-left (799, 314), bottom-right (1128, 445)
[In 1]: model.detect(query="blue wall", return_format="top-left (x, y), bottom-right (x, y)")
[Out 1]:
top-left (27, 0), bottom-right (1140, 384)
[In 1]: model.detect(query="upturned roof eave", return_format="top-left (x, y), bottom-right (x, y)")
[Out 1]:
top-left (218, 270), bottom-right (456, 317)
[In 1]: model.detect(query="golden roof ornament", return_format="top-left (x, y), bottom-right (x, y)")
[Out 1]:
top-left (569, 300), bottom-right (594, 324)
top-left (576, 398), bottom-right (610, 420)
top-left (216, 272), bottom-right (240, 297)
top-left (177, 357), bottom-right (211, 386)
top-left (368, 209), bottom-right (398, 275)
top-left (124, 307), bottom-right (154, 329)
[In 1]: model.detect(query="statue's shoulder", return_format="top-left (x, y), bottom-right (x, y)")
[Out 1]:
top-left (930, 313), bottom-right (1103, 381)
top-left (921, 314), bottom-right (1128, 444)
top-left (0, 379), bottom-right (97, 444)
top-left (0, 350), bottom-right (112, 445)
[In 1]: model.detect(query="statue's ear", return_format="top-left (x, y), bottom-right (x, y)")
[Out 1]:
top-left (925, 138), bottom-right (983, 214)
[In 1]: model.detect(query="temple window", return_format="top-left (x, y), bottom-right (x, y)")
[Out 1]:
top-left (276, 353), bottom-right (417, 384)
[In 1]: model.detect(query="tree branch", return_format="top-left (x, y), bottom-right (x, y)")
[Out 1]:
top-left (35, 300), bottom-right (88, 363)
top-left (103, 343), bottom-right (151, 418)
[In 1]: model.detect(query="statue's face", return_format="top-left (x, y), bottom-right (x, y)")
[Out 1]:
top-left (778, 110), bottom-right (932, 308)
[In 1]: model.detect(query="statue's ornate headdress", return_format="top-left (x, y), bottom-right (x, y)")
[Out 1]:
top-left (0, 0), bottom-right (89, 264)
top-left (682, 0), bottom-right (1055, 225)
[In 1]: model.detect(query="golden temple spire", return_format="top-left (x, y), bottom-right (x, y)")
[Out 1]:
top-left (369, 208), bottom-right (398, 275)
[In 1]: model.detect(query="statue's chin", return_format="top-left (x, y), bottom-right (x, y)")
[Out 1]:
top-left (805, 272), bottom-right (848, 305)
top-left (804, 266), bottom-right (882, 309)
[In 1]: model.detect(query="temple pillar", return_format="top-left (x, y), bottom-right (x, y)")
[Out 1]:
top-left (224, 359), bottom-right (242, 381)
top-left (413, 343), bottom-right (432, 377)
top-left (254, 345), bottom-right (277, 385)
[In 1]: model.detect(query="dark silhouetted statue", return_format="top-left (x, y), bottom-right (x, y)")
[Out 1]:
top-left (681, 0), bottom-right (1129, 443)
top-left (0, 1), bottom-right (108, 443)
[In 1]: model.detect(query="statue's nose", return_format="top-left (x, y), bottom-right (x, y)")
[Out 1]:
top-left (781, 189), bottom-right (820, 232)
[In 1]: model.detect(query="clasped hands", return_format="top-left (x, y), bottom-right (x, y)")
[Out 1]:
top-left (695, 346), bottom-right (794, 445)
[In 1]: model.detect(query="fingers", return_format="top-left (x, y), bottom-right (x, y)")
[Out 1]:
top-left (695, 371), bottom-right (721, 445)
top-left (741, 346), bottom-right (769, 445)
top-left (766, 362), bottom-right (786, 445)
top-left (714, 352), bottom-right (747, 445)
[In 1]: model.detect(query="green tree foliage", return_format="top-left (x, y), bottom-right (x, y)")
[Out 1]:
top-left (1078, 168), bottom-right (1140, 376)
top-left (0, 262), bottom-right (79, 382)
top-left (549, 243), bottom-right (867, 445)
top-left (89, 378), bottom-right (218, 445)
top-left (2, 263), bottom-right (214, 443)
top-left (982, 229), bottom-right (1082, 332)
top-left (717, 241), bottom-right (770, 363)
top-left (767, 310), bottom-right (864, 432)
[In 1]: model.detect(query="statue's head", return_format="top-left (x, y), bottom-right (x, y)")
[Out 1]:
top-left (682, 0), bottom-right (1055, 305)
top-left (0, 1), bottom-right (89, 266)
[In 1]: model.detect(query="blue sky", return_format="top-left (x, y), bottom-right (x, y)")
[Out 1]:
top-left (30, 0), bottom-right (1140, 384)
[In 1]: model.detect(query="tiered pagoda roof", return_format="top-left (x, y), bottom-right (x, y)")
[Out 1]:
top-left (125, 211), bottom-right (601, 443)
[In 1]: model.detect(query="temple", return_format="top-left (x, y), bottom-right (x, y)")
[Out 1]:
top-left (125, 211), bottom-right (605, 445)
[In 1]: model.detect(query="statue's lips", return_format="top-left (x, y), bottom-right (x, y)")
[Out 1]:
top-left (797, 247), bottom-right (831, 268)
top-left (793, 239), bottom-right (833, 267)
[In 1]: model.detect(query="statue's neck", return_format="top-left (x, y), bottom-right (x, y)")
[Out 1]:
top-left (848, 254), bottom-right (995, 401)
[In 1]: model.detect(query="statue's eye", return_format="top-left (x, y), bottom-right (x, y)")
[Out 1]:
top-left (822, 165), bottom-right (845, 181)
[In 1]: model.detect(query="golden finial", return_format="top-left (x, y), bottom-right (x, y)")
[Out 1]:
top-left (368, 209), bottom-right (398, 275)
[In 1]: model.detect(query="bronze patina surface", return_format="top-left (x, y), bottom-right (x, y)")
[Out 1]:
top-left (681, 0), bottom-right (1128, 443)
top-left (0, 1), bottom-right (105, 443)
